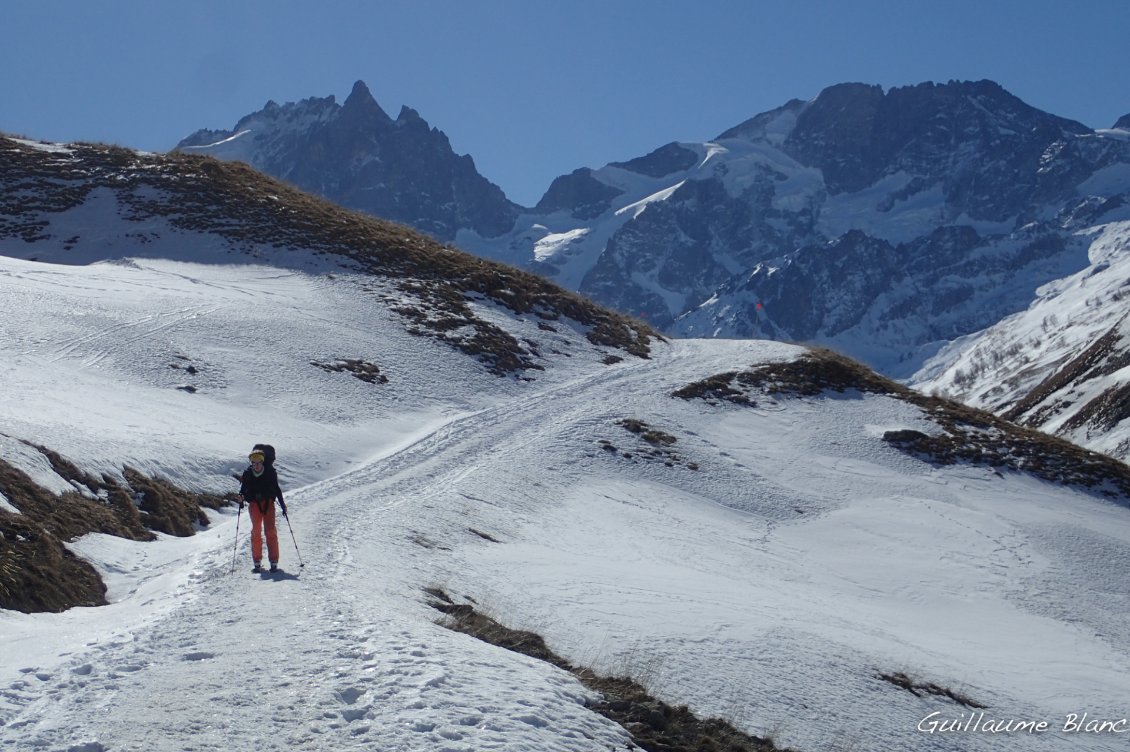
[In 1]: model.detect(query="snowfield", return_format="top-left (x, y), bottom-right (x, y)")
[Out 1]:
top-left (914, 220), bottom-right (1130, 458)
top-left (2, 255), bottom-right (1130, 751)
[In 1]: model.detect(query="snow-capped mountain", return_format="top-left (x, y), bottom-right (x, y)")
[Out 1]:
top-left (5, 134), bottom-right (1130, 751)
top-left (176, 80), bottom-right (518, 242)
top-left (467, 80), bottom-right (1130, 375)
top-left (180, 80), bottom-right (1130, 387)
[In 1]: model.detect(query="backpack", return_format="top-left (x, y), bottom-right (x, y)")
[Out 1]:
top-left (252, 443), bottom-right (276, 468)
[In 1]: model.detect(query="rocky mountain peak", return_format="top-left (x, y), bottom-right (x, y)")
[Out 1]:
top-left (609, 142), bottom-right (700, 178)
top-left (342, 79), bottom-right (391, 122)
top-left (782, 79), bottom-right (1093, 204)
top-left (534, 168), bottom-right (624, 218)
top-left (395, 105), bottom-right (425, 125)
top-left (716, 99), bottom-right (806, 143)
top-left (461, 78), bottom-right (1130, 384)
top-left (176, 82), bottom-right (517, 241)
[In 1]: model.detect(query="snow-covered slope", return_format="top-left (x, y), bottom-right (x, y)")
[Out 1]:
top-left (4, 138), bottom-right (1130, 751)
top-left (913, 220), bottom-right (1130, 459)
top-left (4, 256), bottom-right (1130, 751)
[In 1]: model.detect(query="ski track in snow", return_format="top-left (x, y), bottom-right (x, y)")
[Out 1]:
top-left (0, 331), bottom-right (682, 752)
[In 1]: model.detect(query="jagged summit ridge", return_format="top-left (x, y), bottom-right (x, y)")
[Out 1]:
top-left (176, 81), bottom-right (517, 241)
top-left (781, 79), bottom-right (1091, 199)
top-left (342, 79), bottom-right (390, 120)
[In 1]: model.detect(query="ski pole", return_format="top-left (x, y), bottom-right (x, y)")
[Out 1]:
top-left (282, 508), bottom-right (305, 568)
top-left (230, 502), bottom-right (243, 574)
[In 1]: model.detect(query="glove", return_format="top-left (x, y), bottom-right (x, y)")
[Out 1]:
top-left (279, 500), bottom-right (288, 516)
top-left (236, 495), bottom-right (245, 511)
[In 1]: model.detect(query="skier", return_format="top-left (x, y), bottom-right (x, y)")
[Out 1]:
top-left (237, 447), bottom-right (288, 573)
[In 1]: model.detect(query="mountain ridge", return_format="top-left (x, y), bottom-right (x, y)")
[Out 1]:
top-left (0, 135), bottom-right (656, 376)
top-left (169, 79), bottom-right (1130, 459)
top-left (178, 80), bottom-right (518, 242)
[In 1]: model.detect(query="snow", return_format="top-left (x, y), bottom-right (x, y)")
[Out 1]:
top-left (183, 128), bottom-right (253, 150)
top-left (1077, 163), bottom-right (1130, 196)
top-left (697, 142), bottom-right (729, 168)
top-left (531, 228), bottom-right (590, 263)
top-left (458, 146), bottom-right (711, 290)
top-left (2, 254), bottom-right (1130, 751)
top-left (614, 180), bottom-right (686, 220)
top-left (177, 128), bottom-right (258, 166)
top-left (815, 172), bottom-right (1020, 245)
top-left (1095, 128), bottom-right (1130, 141)
top-left (912, 220), bottom-right (1130, 455)
top-left (6, 137), bottom-right (73, 154)
top-left (746, 108), bottom-right (799, 146)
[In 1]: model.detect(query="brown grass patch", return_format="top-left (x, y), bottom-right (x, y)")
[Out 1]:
top-left (311, 358), bottom-right (389, 384)
top-left (122, 467), bottom-right (227, 537)
top-left (878, 671), bottom-right (987, 709)
top-left (598, 419), bottom-right (699, 470)
top-left (619, 418), bottom-right (678, 447)
top-left (0, 444), bottom-right (228, 613)
top-left (0, 508), bottom-right (107, 613)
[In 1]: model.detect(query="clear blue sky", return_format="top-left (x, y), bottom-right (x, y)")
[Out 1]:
top-left (4, 0), bottom-right (1128, 206)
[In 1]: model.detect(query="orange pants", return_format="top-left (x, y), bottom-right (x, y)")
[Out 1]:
top-left (247, 499), bottom-right (280, 565)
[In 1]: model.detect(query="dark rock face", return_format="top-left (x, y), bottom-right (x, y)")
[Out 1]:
top-left (782, 82), bottom-right (887, 194)
top-left (534, 168), bottom-right (624, 219)
top-left (579, 176), bottom-right (783, 330)
top-left (610, 142), bottom-right (701, 178)
top-left (177, 81), bottom-right (518, 241)
top-left (782, 81), bottom-right (1093, 214)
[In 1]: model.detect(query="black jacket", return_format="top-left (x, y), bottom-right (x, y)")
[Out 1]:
top-left (240, 465), bottom-right (284, 505)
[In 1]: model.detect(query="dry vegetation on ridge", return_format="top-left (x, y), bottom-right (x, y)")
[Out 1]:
top-left (0, 137), bottom-right (660, 376)
top-left (0, 444), bottom-right (227, 613)
top-left (675, 347), bottom-right (1130, 501)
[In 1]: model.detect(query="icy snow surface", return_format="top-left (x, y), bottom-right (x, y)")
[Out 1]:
top-left (1, 256), bottom-right (1130, 751)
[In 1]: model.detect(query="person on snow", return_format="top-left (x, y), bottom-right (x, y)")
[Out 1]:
top-left (237, 448), bottom-right (287, 573)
